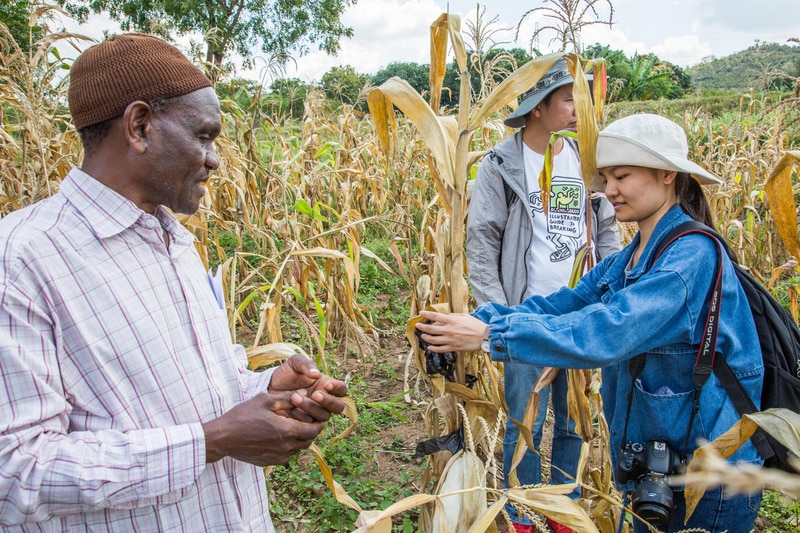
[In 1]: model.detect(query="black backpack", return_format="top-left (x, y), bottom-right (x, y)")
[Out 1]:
top-left (652, 220), bottom-right (800, 471)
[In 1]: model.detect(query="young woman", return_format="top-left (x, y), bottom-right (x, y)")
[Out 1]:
top-left (416, 114), bottom-right (764, 533)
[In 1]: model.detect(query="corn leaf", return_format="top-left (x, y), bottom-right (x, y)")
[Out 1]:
top-left (311, 443), bottom-right (362, 512)
top-left (354, 495), bottom-right (437, 533)
top-left (765, 151), bottom-right (800, 260)
top-left (569, 54), bottom-right (600, 190)
top-left (370, 77), bottom-right (456, 189)
top-left (465, 495), bottom-right (506, 533)
top-left (429, 13), bottom-right (452, 113)
top-left (469, 53), bottom-right (563, 130)
top-left (367, 88), bottom-right (393, 158)
top-left (685, 408), bottom-right (800, 519)
top-left (506, 486), bottom-right (598, 532)
top-left (245, 341), bottom-right (304, 368)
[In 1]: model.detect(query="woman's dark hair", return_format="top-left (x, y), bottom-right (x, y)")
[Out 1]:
top-left (676, 172), bottom-right (714, 227)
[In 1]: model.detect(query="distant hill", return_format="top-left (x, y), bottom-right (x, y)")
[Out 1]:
top-left (687, 42), bottom-right (800, 91)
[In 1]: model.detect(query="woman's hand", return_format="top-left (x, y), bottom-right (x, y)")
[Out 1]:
top-left (415, 310), bottom-right (488, 352)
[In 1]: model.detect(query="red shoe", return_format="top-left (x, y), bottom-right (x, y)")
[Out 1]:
top-left (546, 517), bottom-right (574, 533)
top-left (509, 522), bottom-right (534, 533)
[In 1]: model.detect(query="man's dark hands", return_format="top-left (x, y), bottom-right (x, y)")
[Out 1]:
top-left (202, 354), bottom-right (348, 466)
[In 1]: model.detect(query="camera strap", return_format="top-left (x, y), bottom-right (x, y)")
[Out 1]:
top-left (620, 354), bottom-right (646, 450)
top-left (622, 223), bottom-right (727, 459)
top-left (623, 354), bottom-right (703, 459)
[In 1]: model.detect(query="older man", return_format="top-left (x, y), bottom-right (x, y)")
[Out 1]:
top-left (0, 33), bottom-right (345, 531)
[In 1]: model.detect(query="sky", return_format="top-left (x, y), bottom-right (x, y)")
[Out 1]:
top-left (56, 0), bottom-right (800, 84)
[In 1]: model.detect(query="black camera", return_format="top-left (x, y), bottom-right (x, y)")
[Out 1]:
top-left (617, 440), bottom-right (684, 528)
top-left (414, 327), bottom-right (457, 381)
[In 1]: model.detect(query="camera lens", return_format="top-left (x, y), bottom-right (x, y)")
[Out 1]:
top-left (631, 478), bottom-right (674, 528)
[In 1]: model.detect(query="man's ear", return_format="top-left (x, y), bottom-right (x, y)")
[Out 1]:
top-left (123, 101), bottom-right (153, 155)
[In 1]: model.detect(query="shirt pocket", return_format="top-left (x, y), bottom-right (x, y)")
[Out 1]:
top-left (631, 379), bottom-right (706, 452)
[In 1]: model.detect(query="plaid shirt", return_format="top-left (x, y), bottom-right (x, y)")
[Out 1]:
top-left (0, 168), bottom-right (275, 532)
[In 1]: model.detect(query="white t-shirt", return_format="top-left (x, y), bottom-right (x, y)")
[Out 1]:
top-left (523, 140), bottom-right (587, 297)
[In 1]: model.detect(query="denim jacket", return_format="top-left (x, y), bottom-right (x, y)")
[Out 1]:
top-left (474, 205), bottom-right (764, 488)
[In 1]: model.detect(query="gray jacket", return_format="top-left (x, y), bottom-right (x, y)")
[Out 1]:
top-left (467, 131), bottom-right (622, 306)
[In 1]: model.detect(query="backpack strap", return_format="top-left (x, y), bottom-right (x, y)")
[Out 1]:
top-left (652, 221), bottom-right (774, 461)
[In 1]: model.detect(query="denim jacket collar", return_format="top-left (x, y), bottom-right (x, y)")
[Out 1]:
top-left (599, 204), bottom-right (689, 291)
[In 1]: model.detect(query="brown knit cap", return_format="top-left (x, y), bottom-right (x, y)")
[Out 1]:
top-left (68, 33), bottom-right (212, 130)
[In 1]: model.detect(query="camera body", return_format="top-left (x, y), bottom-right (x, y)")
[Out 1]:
top-left (414, 327), bottom-right (457, 380)
top-left (617, 440), bottom-right (684, 528)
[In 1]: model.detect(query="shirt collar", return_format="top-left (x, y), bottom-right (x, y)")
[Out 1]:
top-left (60, 167), bottom-right (195, 247)
top-left (598, 204), bottom-right (689, 288)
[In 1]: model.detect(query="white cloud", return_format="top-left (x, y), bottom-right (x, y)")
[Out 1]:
top-left (699, 0), bottom-right (800, 32)
top-left (284, 0), bottom-right (437, 82)
top-left (47, 0), bottom-right (800, 84)
top-left (651, 35), bottom-right (713, 67)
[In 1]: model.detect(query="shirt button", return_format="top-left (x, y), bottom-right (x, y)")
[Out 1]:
top-left (493, 344), bottom-right (504, 352)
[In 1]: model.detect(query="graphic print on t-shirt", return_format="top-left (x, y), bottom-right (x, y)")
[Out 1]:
top-left (528, 174), bottom-right (585, 264)
top-left (523, 140), bottom-right (585, 297)
top-left (547, 175), bottom-right (584, 262)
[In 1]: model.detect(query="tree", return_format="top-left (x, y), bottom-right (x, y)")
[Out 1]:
top-left (61, 0), bottom-right (356, 78)
top-left (372, 62), bottom-right (431, 97)
top-left (584, 44), bottom-right (688, 101)
top-left (618, 53), bottom-right (672, 100)
top-left (269, 77), bottom-right (309, 119)
top-left (320, 64), bottom-right (369, 109)
top-left (0, 0), bottom-right (44, 53)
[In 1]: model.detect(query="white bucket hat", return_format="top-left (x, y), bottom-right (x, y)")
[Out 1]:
top-left (592, 113), bottom-right (722, 190)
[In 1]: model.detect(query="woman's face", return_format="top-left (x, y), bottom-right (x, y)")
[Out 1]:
top-left (598, 165), bottom-right (677, 231)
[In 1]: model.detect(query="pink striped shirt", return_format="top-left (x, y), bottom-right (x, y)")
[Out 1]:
top-left (0, 168), bottom-right (275, 532)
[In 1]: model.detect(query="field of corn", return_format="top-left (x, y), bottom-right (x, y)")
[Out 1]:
top-left (2, 10), bottom-right (800, 533)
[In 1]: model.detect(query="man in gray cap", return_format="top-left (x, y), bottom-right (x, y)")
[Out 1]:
top-left (466, 57), bottom-right (621, 533)
top-left (0, 33), bottom-right (346, 531)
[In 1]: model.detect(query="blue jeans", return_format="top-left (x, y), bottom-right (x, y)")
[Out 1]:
top-left (626, 485), bottom-right (761, 533)
top-left (503, 362), bottom-right (582, 524)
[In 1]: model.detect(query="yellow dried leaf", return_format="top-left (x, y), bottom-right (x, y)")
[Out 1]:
top-left (506, 486), bottom-right (598, 532)
top-left (568, 54), bottom-right (600, 190)
top-left (329, 396), bottom-right (358, 444)
top-left (245, 342), bottom-right (305, 369)
top-left (745, 408), bottom-right (800, 464)
top-left (367, 89), bottom-right (392, 158)
top-left (444, 382), bottom-right (485, 402)
top-left (429, 13), bottom-right (451, 113)
top-left (446, 13), bottom-right (467, 74)
top-left (354, 495), bottom-right (437, 533)
top-left (310, 443), bottom-right (362, 512)
top-left (370, 77), bottom-right (456, 189)
top-left (469, 53), bottom-right (562, 130)
top-left (466, 495), bottom-right (507, 533)
top-left (685, 408), bottom-right (800, 519)
top-left (765, 151), bottom-right (800, 260)
top-left (354, 510), bottom-right (392, 533)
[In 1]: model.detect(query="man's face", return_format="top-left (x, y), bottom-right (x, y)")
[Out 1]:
top-left (139, 87), bottom-right (222, 215)
top-left (530, 83), bottom-right (576, 133)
